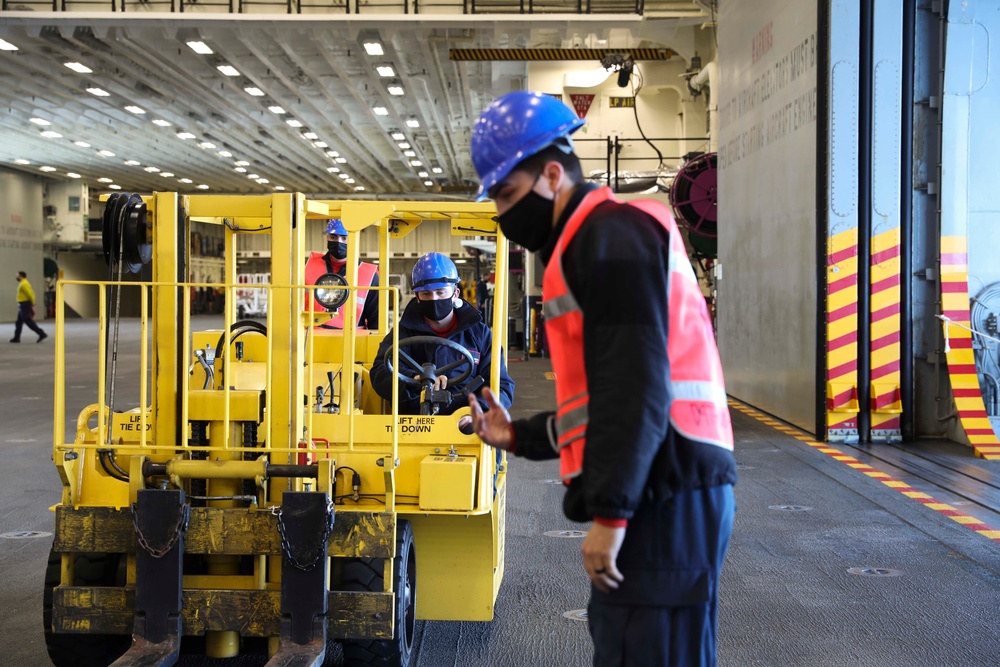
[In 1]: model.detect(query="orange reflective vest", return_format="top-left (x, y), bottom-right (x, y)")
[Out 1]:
top-left (542, 187), bottom-right (734, 482)
top-left (304, 252), bottom-right (378, 329)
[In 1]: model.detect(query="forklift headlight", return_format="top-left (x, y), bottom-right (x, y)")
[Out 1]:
top-left (315, 272), bottom-right (349, 311)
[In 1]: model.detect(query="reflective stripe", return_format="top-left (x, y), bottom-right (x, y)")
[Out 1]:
top-left (559, 390), bottom-right (588, 408)
top-left (556, 404), bottom-right (589, 440)
top-left (668, 246), bottom-right (698, 283)
top-left (557, 430), bottom-right (585, 450)
top-left (543, 291), bottom-right (579, 319)
top-left (671, 381), bottom-right (728, 406)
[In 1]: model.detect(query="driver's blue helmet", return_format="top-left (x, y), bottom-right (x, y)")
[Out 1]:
top-left (470, 91), bottom-right (586, 201)
top-left (324, 218), bottom-right (348, 236)
top-left (412, 252), bottom-right (459, 293)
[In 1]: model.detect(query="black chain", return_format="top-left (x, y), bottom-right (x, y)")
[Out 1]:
top-left (131, 501), bottom-right (191, 558)
top-left (272, 501), bottom-right (335, 572)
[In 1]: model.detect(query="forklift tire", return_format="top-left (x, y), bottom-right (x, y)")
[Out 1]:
top-left (340, 520), bottom-right (416, 667)
top-left (42, 546), bottom-right (130, 667)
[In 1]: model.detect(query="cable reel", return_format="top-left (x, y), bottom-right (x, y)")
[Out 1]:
top-left (669, 152), bottom-right (718, 259)
top-left (102, 192), bottom-right (151, 274)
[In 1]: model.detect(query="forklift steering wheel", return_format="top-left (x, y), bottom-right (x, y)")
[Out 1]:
top-left (384, 336), bottom-right (475, 388)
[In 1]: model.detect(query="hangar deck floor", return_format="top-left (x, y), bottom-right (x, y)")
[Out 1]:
top-left (1, 317), bottom-right (997, 666)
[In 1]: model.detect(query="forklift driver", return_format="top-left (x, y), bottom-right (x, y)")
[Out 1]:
top-left (369, 252), bottom-right (514, 429)
top-left (305, 218), bottom-right (380, 329)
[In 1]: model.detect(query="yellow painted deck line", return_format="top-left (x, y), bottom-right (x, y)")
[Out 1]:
top-left (728, 399), bottom-right (1000, 544)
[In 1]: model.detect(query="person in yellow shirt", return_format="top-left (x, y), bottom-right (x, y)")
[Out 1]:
top-left (11, 270), bottom-right (46, 343)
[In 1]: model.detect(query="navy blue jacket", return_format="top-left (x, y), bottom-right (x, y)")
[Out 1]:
top-left (370, 299), bottom-right (514, 415)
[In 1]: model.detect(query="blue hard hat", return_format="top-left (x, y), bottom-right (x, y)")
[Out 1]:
top-left (470, 91), bottom-right (586, 201)
top-left (412, 252), bottom-right (459, 292)
top-left (324, 218), bottom-right (348, 236)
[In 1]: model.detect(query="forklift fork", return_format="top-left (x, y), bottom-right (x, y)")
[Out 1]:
top-left (111, 488), bottom-right (188, 667)
top-left (265, 491), bottom-right (334, 667)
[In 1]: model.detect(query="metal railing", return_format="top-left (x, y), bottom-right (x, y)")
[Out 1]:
top-left (2, 0), bottom-right (654, 13)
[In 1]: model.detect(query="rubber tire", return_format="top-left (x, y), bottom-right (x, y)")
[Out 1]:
top-left (43, 546), bottom-right (130, 667)
top-left (340, 520), bottom-right (416, 667)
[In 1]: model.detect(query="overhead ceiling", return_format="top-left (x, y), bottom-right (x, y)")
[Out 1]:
top-left (0, 4), bottom-right (711, 199)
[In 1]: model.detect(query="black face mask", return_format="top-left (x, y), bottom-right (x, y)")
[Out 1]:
top-left (496, 189), bottom-right (555, 252)
top-left (417, 297), bottom-right (455, 322)
top-left (327, 241), bottom-right (347, 260)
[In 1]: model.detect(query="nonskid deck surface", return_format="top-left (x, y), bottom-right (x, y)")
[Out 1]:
top-left (2, 318), bottom-right (997, 666)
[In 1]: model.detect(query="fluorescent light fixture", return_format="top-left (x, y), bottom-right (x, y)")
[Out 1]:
top-left (404, 151), bottom-right (416, 157)
top-left (355, 186), bottom-right (365, 191)
top-left (247, 173), bottom-right (259, 179)
top-left (432, 167), bottom-right (443, 174)
top-left (74, 141), bottom-right (91, 148)
top-left (124, 160), bottom-right (141, 166)
top-left (160, 172), bottom-right (175, 177)
top-left (286, 119), bottom-right (303, 128)
top-left (274, 186), bottom-right (286, 191)
top-left (268, 106), bottom-right (286, 114)
top-left (376, 65), bottom-right (395, 77)
top-left (143, 166), bottom-right (160, 173)
top-left (327, 167), bottom-right (340, 173)
top-left (199, 141), bottom-right (216, 149)
top-left (152, 119), bottom-right (172, 127)
top-left (424, 181), bottom-right (433, 186)
top-left (372, 106), bottom-right (389, 116)
top-left (388, 86), bottom-right (404, 96)
top-left (64, 62), bottom-right (92, 73)
top-left (98, 150), bottom-right (115, 157)
top-left (418, 171), bottom-right (428, 177)
top-left (125, 106), bottom-right (145, 114)
top-left (244, 87), bottom-right (265, 96)
top-left (186, 41), bottom-right (213, 55)
top-left (257, 178), bottom-right (269, 184)
top-left (176, 132), bottom-right (196, 140)
top-left (303, 132), bottom-right (318, 140)
top-left (391, 132), bottom-right (405, 141)
top-left (29, 117), bottom-right (51, 126)
top-left (314, 141), bottom-right (328, 148)
top-left (326, 150), bottom-right (339, 157)
top-left (235, 167), bottom-right (247, 173)
top-left (97, 177), bottom-right (113, 183)
top-left (410, 160), bottom-right (422, 166)
top-left (339, 173), bottom-right (350, 179)
top-left (14, 159), bottom-right (30, 165)
top-left (405, 119), bottom-right (420, 128)
top-left (455, 259), bottom-right (468, 264)
top-left (196, 184), bottom-right (210, 190)
top-left (179, 178), bottom-right (193, 184)
top-left (109, 184), bottom-right (122, 190)
top-left (67, 172), bottom-right (82, 179)
top-left (87, 88), bottom-right (110, 97)
top-left (218, 150), bottom-right (232, 158)
top-left (217, 65), bottom-right (240, 76)
top-left (345, 178), bottom-right (355, 184)
top-left (39, 166), bottom-right (57, 172)
top-left (335, 157), bottom-right (347, 164)
top-left (40, 131), bottom-right (62, 138)
top-left (363, 42), bottom-right (384, 56)
top-left (235, 160), bottom-right (250, 166)
top-left (0, 38), bottom-right (18, 51)
top-left (398, 142), bottom-right (410, 149)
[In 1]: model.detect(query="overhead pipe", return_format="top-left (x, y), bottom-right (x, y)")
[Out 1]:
top-left (688, 60), bottom-right (718, 152)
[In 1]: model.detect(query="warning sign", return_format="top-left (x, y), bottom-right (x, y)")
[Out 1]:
top-left (569, 93), bottom-right (596, 118)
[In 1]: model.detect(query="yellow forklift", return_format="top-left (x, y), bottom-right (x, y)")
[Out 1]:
top-left (45, 193), bottom-right (510, 667)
